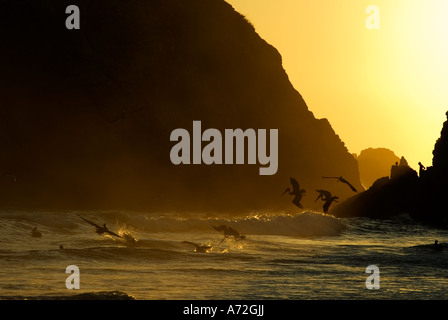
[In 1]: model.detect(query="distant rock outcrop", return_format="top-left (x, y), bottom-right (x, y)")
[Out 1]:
top-left (356, 148), bottom-right (401, 188)
top-left (330, 157), bottom-right (418, 219)
top-left (0, 0), bottom-right (361, 212)
top-left (331, 112), bottom-right (448, 228)
top-left (432, 111), bottom-right (448, 174)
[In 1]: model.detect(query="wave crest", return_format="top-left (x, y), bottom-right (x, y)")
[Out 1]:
top-left (0, 210), bottom-right (347, 238)
top-left (124, 211), bottom-right (346, 237)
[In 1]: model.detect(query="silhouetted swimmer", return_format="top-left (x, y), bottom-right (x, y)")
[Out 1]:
top-left (282, 177), bottom-right (306, 208)
top-left (433, 240), bottom-right (443, 250)
top-left (181, 241), bottom-right (212, 253)
top-left (315, 190), bottom-right (339, 213)
top-left (59, 245), bottom-right (64, 249)
top-left (213, 225), bottom-right (246, 245)
top-left (31, 227), bottom-right (42, 238)
top-left (322, 176), bottom-right (357, 192)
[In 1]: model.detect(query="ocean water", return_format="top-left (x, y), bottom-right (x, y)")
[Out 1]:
top-left (0, 209), bottom-right (447, 300)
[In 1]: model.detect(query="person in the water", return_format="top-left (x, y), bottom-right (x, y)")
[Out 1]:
top-left (31, 227), bottom-right (42, 238)
top-left (433, 240), bottom-right (442, 250)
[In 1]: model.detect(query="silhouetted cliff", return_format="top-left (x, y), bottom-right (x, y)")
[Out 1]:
top-left (331, 112), bottom-right (448, 228)
top-left (432, 112), bottom-right (448, 174)
top-left (0, 0), bottom-right (361, 212)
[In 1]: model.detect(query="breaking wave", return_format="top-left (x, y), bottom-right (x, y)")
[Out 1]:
top-left (112, 210), bottom-right (347, 237)
top-left (0, 209), bottom-right (346, 238)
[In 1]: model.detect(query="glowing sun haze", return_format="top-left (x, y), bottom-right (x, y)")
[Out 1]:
top-left (226, 0), bottom-right (448, 169)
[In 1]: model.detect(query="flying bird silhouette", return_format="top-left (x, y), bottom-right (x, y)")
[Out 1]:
top-left (282, 177), bottom-right (306, 208)
top-left (181, 241), bottom-right (213, 253)
top-left (315, 190), bottom-right (339, 213)
top-left (213, 225), bottom-right (246, 245)
top-left (322, 176), bottom-right (357, 192)
top-left (79, 216), bottom-right (123, 239)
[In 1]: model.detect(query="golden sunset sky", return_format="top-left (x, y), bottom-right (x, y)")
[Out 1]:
top-left (226, 0), bottom-right (448, 169)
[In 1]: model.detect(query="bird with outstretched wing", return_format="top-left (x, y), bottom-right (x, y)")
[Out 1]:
top-left (282, 177), bottom-right (306, 208)
top-left (322, 176), bottom-right (357, 192)
top-left (213, 225), bottom-right (239, 237)
top-left (79, 216), bottom-right (123, 239)
top-left (314, 190), bottom-right (339, 213)
top-left (213, 225), bottom-right (246, 246)
top-left (315, 189), bottom-right (332, 202)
